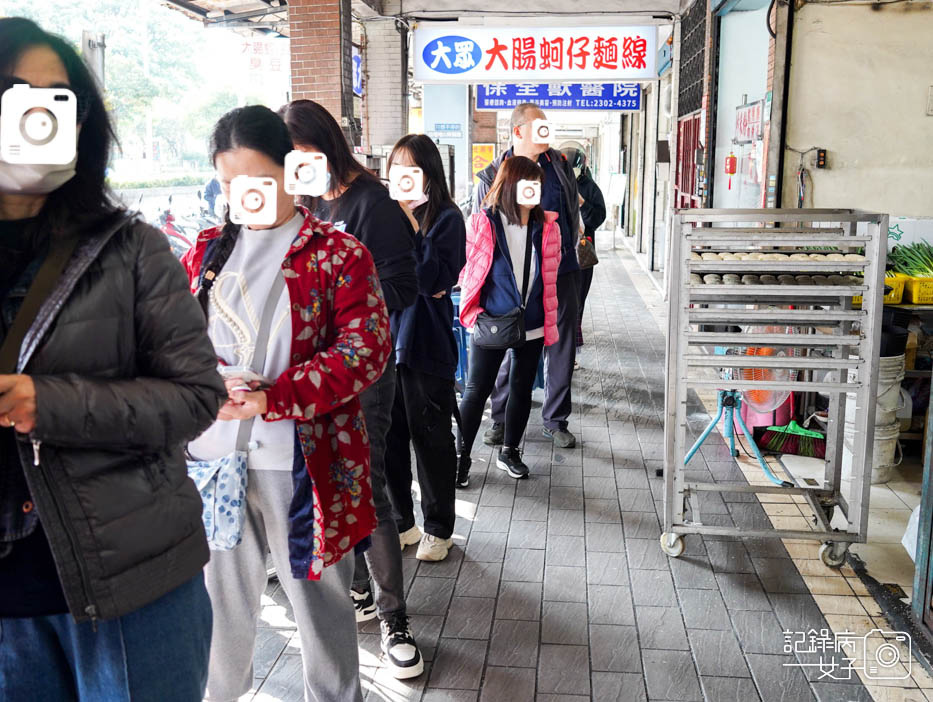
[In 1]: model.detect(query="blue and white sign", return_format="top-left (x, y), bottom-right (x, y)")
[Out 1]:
top-left (352, 45), bottom-right (363, 97)
top-left (422, 35), bottom-right (483, 76)
top-left (475, 83), bottom-right (641, 111)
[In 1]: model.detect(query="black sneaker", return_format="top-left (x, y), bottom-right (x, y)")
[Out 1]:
top-left (380, 614), bottom-right (424, 679)
top-left (483, 422), bottom-right (504, 446)
top-left (350, 587), bottom-right (377, 623)
top-left (496, 447), bottom-right (529, 479)
top-left (456, 453), bottom-right (472, 488)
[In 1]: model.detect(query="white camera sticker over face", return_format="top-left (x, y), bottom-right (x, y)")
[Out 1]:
top-left (517, 179), bottom-right (541, 206)
top-left (389, 165), bottom-right (424, 202)
top-left (230, 175), bottom-right (277, 226)
top-left (530, 118), bottom-right (554, 145)
top-left (1, 84), bottom-right (77, 165)
top-left (284, 150), bottom-right (329, 197)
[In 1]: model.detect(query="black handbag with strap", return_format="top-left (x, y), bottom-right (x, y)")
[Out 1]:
top-left (472, 220), bottom-right (533, 351)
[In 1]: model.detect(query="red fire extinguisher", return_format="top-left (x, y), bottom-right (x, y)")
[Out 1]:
top-left (725, 151), bottom-right (737, 190)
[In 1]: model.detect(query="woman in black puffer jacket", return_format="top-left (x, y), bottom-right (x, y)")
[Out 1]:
top-left (0, 19), bottom-right (226, 702)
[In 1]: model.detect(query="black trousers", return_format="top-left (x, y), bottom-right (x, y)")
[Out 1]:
top-left (490, 270), bottom-right (581, 431)
top-left (459, 336), bottom-right (546, 455)
top-left (384, 365), bottom-right (458, 539)
top-left (579, 266), bottom-right (594, 328)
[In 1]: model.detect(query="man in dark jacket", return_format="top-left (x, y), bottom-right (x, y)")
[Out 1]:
top-left (473, 102), bottom-right (582, 448)
top-left (564, 148), bottom-right (607, 349)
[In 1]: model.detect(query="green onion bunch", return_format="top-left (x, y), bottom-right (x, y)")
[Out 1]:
top-left (890, 242), bottom-right (933, 277)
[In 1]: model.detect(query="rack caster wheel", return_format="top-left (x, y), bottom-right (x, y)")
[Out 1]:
top-left (819, 541), bottom-right (848, 568)
top-left (660, 533), bottom-right (685, 558)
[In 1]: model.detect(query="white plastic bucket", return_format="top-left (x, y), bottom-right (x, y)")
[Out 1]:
top-left (845, 354), bottom-right (906, 427)
top-left (841, 420), bottom-right (902, 485)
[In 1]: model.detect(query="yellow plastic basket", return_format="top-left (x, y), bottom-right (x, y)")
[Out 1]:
top-left (905, 275), bottom-right (933, 304)
top-left (853, 273), bottom-right (907, 306)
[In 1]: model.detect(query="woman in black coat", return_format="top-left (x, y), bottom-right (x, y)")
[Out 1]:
top-left (0, 18), bottom-right (226, 701)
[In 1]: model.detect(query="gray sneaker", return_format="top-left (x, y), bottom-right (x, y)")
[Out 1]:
top-left (483, 423), bottom-right (504, 446)
top-left (543, 427), bottom-right (576, 448)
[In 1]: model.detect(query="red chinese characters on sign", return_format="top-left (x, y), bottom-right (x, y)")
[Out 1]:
top-left (513, 37), bottom-right (536, 70)
top-left (621, 36), bottom-right (647, 70)
top-left (479, 33), bottom-right (648, 74)
top-left (734, 100), bottom-right (764, 144)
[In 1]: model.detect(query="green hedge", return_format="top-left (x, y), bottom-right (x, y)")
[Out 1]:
top-left (110, 175), bottom-right (211, 190)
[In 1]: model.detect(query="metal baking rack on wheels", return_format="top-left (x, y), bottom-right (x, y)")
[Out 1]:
top-left (661, 208), bottom-right (888, 568)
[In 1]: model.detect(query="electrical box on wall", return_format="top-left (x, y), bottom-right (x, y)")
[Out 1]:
top-left (816, 149), bottom-right (827, 169)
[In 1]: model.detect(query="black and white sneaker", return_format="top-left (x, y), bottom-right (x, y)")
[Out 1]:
top-left (456, 453), bottom-right (472, 488)
top-left (350, 587), bottom-right (377, 623)
top-left (497, 447), bottom-right (529, 479)
top-left (380, 614), bottom-right (424, 679)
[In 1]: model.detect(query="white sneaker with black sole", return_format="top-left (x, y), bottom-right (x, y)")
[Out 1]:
top-left (350, 587), bottom-right (377, 623)
top-left (381, 614), bottom-right (424, 679)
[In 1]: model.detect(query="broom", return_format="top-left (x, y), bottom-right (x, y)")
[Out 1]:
top-left (755, 394), bottom-right (827, 458)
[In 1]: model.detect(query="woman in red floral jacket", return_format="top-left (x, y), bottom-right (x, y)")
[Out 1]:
top-left (181, 106), bottom-right (389, 702)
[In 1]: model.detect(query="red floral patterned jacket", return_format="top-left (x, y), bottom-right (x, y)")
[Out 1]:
top-left (182, 208), bottom-right (390, 579)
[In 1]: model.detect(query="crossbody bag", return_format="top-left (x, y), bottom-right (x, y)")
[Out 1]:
top-left (472, 220), bottom-right (533, 350)
top-left (186, 272), bottom-right (285, 551)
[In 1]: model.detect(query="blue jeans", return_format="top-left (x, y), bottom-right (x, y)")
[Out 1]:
top-left (0, 572), bottom-right (211, 702)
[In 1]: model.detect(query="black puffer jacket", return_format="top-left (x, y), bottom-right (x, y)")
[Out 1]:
top-left (12, 213), bottom-right (226, 622)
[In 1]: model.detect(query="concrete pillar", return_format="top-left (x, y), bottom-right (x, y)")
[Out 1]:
top-left (360, 18), bottom-right (408, 152)
top-left (288, 0), bottom-right (354, 138)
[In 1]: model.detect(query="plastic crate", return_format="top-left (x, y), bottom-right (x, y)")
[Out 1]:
top-left (853, 273), bottom-right (907, 306)
top-left (904, 275), bottom-right (933, 304)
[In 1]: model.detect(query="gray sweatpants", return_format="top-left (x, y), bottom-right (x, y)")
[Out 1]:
top-left (204, 470), bottom-right (363, 702)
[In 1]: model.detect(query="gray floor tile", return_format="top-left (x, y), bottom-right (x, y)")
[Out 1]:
top-left (463, 531), bottom-right (507, 563)
top-left (587, 584), bottom-right (635, 625)
top-left (641, 649), bottom-right (703, 701)
top-left (513, 496), bottom-right (549, 521)
top-left (584, 476), bottom-right (617, 499)
top-left (546, 535), bottom-right (586, 567)
top-left (508, 520), bottom-right (548, 550)
top-left (745, 654), bottom-right (816, 702)
top-left (480, 666), bottom-right (536, 702)
top-left (714, 572), bottom-right (773, 611)
top-left (541, 601), bottom-right (589, 645)
top-left (614, 468), bottom-right (650, 490)
top-left (586, 551), bottom-right (629, 586)
top-left (418, 545), bottom-right (465, 579)
top-left (584, 498), bottom-right (622, 523)
top-left (751, 557), bottom-right (810, 594)
top-left (621, 511), bottom-right (661, 539)
top-left (768, 593), bottom-right (829, 634)
top-left (516, 475), bottom-right (550, 498)
top-left (257, 654), bottom-right (305, 702)
top-left (677, 588), bottom-right (731, 631)
top-left (630, 568), bottom-right (677, 607)
top-left (547, 509), bottom-right (585, 537)
top-left (407, 576), bottom-right (456, 616)
top-left (810, 682), bottom-right (874, 702)
top-left (455, 561), bottom-right (502, 599)
top-left (687, 628), bottom-right (751, 677)
top-left (253, 628), bottom-right (290, 679)
top-left (626, 537), bottom-right (670, 569)
top-left (590, 672), bottom-right (647, 702)
top-left (670, 553), bottom-right (718, 589)
top-left (543, 565), bottom-right (587, 603)
top-left (441, 596), bottom-right (495, 639)
top-left (589, 624), bottom-right (642, 672)
top-left (618, 489), bottom-right (655, 512)
top-left (409, 614), bottom-right (445, 663)
top-left (502, 548), bottom-right (545, 582)
top-left (585, 522), bottom-right (625, 553)
top-left (551, 464), bottom-right (584, 488)
top-left (535, 695), bottom-right (589, 701)
top-left (729, 610), bottom-right (788, 655)
top-left (480, 482), bottom-right (515, 507)
top-left (537, 644), bottom-right (591, 696)
top-left (634, 605), bottom-right (690, 650)
top-left (704, 540), bottom-right (755, 573)
top-left (427, 638), bottom-right (487, 690)
top-left (471, 505), bottom-right (512, 533)
top-left (700, 676), bottom-right (762, 702)
top-left (550, 486), bottom-right (585, 511)
top-left (487, 619), bottom-right (540, 668)
top-left (421, 690), bottom-right (478, 702)
top-left (496, 580), bottom-right (542, 621)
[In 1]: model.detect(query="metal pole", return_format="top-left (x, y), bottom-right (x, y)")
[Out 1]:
top-left (662, 18), bottom-right (682, 301)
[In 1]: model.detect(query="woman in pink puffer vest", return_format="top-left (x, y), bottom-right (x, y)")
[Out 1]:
top-left (456, 156), bottom-right (562, 487)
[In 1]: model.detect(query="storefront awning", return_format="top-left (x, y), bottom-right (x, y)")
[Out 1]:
top-left (161, 1), bottom-right (289, 35)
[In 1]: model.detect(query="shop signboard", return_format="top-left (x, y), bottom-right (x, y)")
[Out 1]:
top-left (352, 45), bottom-right (363, 97)
top-left (734, 100), bottom-right (764, 144)
top-left (413, 24), bottom-right (657, 83)
top-left (472, 143), bottom-right (495, 183)
top-left (475, 83), bottom-right (641, 111)
top-left (428, 122), bottom-right (463, 138)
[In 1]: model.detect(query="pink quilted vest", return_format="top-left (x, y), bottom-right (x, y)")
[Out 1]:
top-left (459, 209), bottom-right (562, 346)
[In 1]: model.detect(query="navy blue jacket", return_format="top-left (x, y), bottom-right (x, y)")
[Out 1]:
top-left (394, 205), bottom-right (466, 379)
top-left (479, 208), bottom-right (545, 332)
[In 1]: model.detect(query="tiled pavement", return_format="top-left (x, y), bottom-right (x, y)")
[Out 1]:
top-left (242, 247), bottom-right (902, 702)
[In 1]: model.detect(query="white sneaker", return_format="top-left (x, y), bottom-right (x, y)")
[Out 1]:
top-left (399, 525), bottom-right (422, 550)
top-left (416, 533), bottom-right (453, 562)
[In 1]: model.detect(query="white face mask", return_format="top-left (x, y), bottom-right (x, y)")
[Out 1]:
top-left (0, 157), bottom-right (77, 195)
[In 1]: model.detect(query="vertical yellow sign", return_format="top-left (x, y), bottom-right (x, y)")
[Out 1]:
top-left (472, 144), bottom-right (495, 183)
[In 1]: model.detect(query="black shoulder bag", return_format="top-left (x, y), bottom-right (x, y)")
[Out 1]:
top-left (472, 222), bottom-right (533, 350)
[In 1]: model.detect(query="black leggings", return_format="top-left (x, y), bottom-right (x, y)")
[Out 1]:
top-left (458, 336), bottom-right (545, 454)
